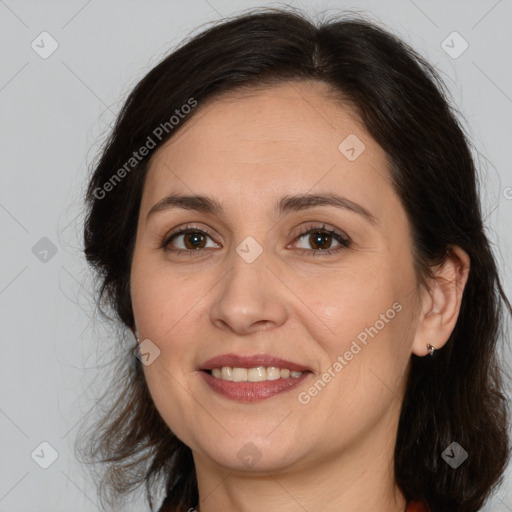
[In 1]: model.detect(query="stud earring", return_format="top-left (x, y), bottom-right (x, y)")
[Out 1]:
top-left (426, 343), bottom-right (437, 357)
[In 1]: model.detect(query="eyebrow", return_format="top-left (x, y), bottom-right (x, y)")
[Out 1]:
top-left (146, 192), bottom-right (377, 225)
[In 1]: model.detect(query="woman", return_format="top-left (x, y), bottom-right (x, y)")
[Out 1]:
top-left (79, 7), bottom-right (511, 512)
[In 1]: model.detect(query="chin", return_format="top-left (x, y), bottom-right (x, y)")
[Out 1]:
top-left (187, 425), bottom-right (314, 474)
top-left (199, 441), bottom-right (306, 473)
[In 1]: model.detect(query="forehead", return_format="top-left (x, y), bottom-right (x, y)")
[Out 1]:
top-left (142, 81), bottom-right (393, 219)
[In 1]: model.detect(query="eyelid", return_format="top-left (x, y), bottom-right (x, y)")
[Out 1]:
top-left (291, 222), bottom-right (350, 243)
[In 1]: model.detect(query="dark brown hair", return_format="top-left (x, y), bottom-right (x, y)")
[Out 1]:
top-left (79, 6), bottom-right (511, 512)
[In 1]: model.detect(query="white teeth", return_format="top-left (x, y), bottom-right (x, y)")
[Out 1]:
top-left (247, 367), bottom-right (266, 382)
top-left (221, 367), bottom-right (233, 381)
top-left (266, 367), bottom-right (281, 380)
top-left (232, 367), bottom-right (248, 382)
top-left (208, 366), bottom-right (305, 381)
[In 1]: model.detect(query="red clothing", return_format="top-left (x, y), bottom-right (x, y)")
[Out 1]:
top-left (407, 501), bottom-right (429, 512)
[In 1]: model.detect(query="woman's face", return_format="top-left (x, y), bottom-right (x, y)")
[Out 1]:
top-left (130, 81), bottom-right (424, 473)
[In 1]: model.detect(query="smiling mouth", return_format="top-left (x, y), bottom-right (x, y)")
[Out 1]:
top-left (200, 368), bottom-right (311, 402)
top-left (204, 366), bottom-right (307, 382)
top-left (199, 354), bottom-right (313, 401)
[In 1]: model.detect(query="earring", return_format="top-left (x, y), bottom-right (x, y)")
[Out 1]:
top-left (426, 343), bottom-right (437, 357)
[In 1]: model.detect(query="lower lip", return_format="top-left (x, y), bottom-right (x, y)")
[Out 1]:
top-left (200, 370), bottom-right (310, 402)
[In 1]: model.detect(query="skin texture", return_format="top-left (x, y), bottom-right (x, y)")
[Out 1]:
top-left (129, 80), bottom-right (470, 512)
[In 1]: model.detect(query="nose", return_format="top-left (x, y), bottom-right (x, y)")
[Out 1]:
top-left (209, 249), bottom-right (288, 335)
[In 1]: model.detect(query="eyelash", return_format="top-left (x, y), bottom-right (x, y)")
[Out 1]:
top-left (160, 223), bottom-right (351, 257)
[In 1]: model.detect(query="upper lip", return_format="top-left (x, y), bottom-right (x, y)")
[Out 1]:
top-left (200, 353), bottom-right (312, 373)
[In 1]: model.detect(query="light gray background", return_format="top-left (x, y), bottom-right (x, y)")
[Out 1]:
top-left (1, 0), bottom-right (511, 510)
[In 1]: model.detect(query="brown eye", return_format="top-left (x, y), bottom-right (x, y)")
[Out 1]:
top-left (293, 224), bottom-right (350, 256)
top-left (180, 231), bottom-right (208, 250)
top-left (162, 226), bottom-right (219, 254)
top-left (304, 231), bottom-right (335, 250)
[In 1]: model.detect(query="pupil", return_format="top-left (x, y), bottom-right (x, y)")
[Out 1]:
top-left (312, 232), bottom-right (330, 250)
top-left (186, 232), bottom-right (205, 249)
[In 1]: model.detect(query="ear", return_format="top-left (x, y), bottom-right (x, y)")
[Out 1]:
top-left (412, 245), bottom-right (470, 357)
top-left (130, 325), bottom-right (139, 341)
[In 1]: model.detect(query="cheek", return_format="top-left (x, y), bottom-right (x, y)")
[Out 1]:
top-left (301, 313), bottom-right (410, 451)
top-left (298, 269), bottom-right (411, 412)
top-left (142, 364), bottom-right (206, 452)
top-left (132, 268), bottom-right (208, 446)
top-left (130, 262), bottom-right (204, 415)
top-left (130, 255), bottom-right (206, 339)
top-left (297, 264), bottom-right (400, 349)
